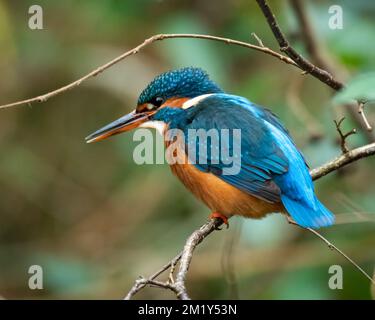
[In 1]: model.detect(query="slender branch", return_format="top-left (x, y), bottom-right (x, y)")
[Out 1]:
top-left (174, 219), bottom-right (223, 299)
top-left (334, 117), bottom-right (357, 154)
top-left (255, 0), bottom-right (344, 91)
top-left (251, 32), bottom-right (265, 47)
top-left (1, 15), bottom-right (370, 137)
top-left (288, 220), bottom-right (375, 285)
top-left (124, 253), bottom-right (182, 300)
top-left (310, 142), bottom-right (375, 180)
top-left (358, 102), bottom-right (373, 131)
top-left (346, 102), bottom-right (375, 141)
top-left (3, 14), bottom-right (372, 140)
top-left (0, 33), bottom-right (298, 110)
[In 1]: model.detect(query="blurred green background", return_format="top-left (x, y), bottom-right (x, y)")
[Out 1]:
top-left (0, 0), bottom-right (374, 299)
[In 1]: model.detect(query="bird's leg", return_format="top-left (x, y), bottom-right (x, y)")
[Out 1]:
top-left (209, 212), bottom-right (229, 229)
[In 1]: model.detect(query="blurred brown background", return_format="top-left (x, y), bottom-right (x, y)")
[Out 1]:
top-left (0, 0), bottom-right (374, 299)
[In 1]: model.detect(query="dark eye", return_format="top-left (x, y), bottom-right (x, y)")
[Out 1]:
top-left (152, 97), bottom-right (164, 108)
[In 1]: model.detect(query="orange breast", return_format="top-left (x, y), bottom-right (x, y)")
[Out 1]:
top-left (168, 148), bottom-right (284, 219)
top-left (161, 99), bottom-right (284, 220)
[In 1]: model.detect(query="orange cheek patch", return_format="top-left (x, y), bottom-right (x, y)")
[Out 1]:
top-left (162, 97), bottom-right (190, 108)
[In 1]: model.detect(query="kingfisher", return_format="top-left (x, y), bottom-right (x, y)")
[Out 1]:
top-left (86, 67), bottom-right (334, 229)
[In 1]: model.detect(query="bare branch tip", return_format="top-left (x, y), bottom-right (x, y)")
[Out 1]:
top-left (334, 117), bottom-right (356, 154)
top-left (251, 32), bottom-right (265, 47)
top-left (358, 101), bottom-right (373, 131)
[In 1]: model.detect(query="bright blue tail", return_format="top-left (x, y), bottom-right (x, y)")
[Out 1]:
top-left (261, 109), bottom-right (335, 229)
top-left (281, 195), bottom-right (335, 229)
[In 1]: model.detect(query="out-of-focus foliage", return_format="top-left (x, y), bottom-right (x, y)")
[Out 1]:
top-left (334, 72), bottom-right (375, 103)
top-left (0, 0), bottom-right (374, 299)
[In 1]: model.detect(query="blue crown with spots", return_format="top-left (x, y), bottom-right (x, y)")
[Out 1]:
top-left (137, 67), bottom-right (223, 105)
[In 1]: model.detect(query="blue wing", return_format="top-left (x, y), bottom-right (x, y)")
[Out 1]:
top-left (181, 95), bottom-right (288, 203)
top-left (179, 94), bottom-right (334, 228)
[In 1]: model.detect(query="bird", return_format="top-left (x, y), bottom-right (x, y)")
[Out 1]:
top-left (85, 67), bottom-right (335, 229)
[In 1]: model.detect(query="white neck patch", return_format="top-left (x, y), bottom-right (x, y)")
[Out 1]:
top-left (182, 94), bottom-right (213, 109)
top-left (139, 120), bottom-right (166, 136)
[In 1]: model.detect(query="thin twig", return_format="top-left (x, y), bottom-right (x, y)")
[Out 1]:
top-left (288, 219), bottom-right (374, 285)
top-left (308, 229), bottom-right (374, 285)
top-left (255, 0), bottom-right (344, 91)
top-left (174, 218), bottom-right (223, 300)
top-left (310, 142), bottom-right (375, 180)
top-left (2, 17), bottom-right (371, 139)
top-left (358, 102), bottom-right (373, 131)
top-left (0, 33), bottom-right (298, 110)
top-left (333, 117), bottom-right (357, 153)
top-left (346, 102), bottom-right (375, 140)
top-left (168, 258), bottom-right (178, 285)
top-left (124, 253), bottom-right (182, 299)
top-left (251, 32), bottom-right (265, 47)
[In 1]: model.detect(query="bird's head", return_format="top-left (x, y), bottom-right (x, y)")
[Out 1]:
top-left (85, 67), bottom-right (222, 143)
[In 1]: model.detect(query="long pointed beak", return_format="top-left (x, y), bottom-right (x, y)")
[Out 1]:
top-left (85, 110), bottom-right (149, 143)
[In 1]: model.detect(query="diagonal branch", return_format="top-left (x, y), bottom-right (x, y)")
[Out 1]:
top-left (123, 253), bottom-right (183, 299)
top-left (255, 0), bottom-right (344, 91)
top-left (0, 33), bottom-right (298, 110)
top-left (174, 219), bottom-right (223, 299)
top-left (288, 220), bottom-right (375, 284)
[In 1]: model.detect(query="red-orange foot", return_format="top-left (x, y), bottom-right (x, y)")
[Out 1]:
top-left (209, 212), bottom-right (229, 229)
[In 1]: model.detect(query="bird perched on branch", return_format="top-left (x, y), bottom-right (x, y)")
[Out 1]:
top-left (86, 67), bottom-right (334, 229)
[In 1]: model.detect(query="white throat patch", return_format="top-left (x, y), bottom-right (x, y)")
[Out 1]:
top-left (139, 120), bottom-right (166, 136)
top-left (182, 94), bottom-right (213, 109)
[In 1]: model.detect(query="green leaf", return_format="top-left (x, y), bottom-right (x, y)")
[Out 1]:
top-left (333, 72), bottom-right (375, 104)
